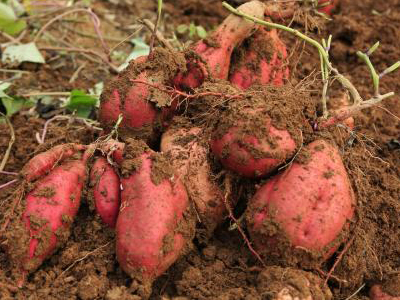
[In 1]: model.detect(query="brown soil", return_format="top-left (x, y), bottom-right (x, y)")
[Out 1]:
top-left (0, 0), bottom-right (399, 299)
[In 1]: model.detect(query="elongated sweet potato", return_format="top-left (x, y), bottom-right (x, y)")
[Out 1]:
top-left (114, 140), bottom-right (195, 296)
top-left (160, 119), bottom-right (226, 237)
top-left (89, 156), bottom-right (120, 228)
top-left (173, 0), bottom-right (266, 90)
top-left (229, 28), bottom-right (289, 90)
top-left (6, 146), bottom-right (92, 280)
top-left (246, 140), bottom-right (355, 266)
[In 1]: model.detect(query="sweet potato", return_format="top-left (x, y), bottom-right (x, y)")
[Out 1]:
top-left (246, 139), bottom-right (355, 265)
top-left (89, 156), bottom-right (120, 228)
top-left (369, 275), bottom-right (400, 300)
top-left (173, 0), bottom-right (266, 90)
top-left (160, 119), bottom-right (227, 237)
top-left (229, 28), bottom-right (289, 90)
top-left (370, 285), bottom-right (400, 300)
top-left (99, 49), bottom-right (186, 143)
top-left (21, 143), bottom-right (85, 182)
top-left (210, 105), bottom-right (297, 178)
top-left (114, 140), bottom-right (195, 294)
top-left (6, 146), bottom-right (92, 278)
top-left (257, 267), bottom-right (332, 300)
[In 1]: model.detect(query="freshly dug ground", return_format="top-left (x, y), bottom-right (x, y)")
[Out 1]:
top-left (0, 0), bottom-right (399, 299)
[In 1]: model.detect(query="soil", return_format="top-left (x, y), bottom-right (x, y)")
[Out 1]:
top-left (0, 0), bottom-right (399, 299)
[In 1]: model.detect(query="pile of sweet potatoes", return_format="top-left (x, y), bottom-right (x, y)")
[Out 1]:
top-left (3, 0), bottom-right (379, 298)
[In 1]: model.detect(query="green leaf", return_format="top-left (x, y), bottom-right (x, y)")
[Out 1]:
top-left (0, 2), bottom-right (26, 36)
top-left (65, 89), bottom-right (98, 118)
top-left (118, 37), bottom-right (150, 71)
top-left (196, 26), bottom-right (207, 39)
top-left (1, 96), bottom-right (32, 116)
top-left (2, 42), bottom-right (45, 66)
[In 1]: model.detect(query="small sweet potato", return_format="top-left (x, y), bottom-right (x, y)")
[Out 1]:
top-left (246, 139), bottom-right (355, 265)
top-left (161, 119), bottom-right (227, 237)
top-left (115, 140), bottom-right (195, 293)
top-left (229, 28), bottom-right (289, 90)
top-left (174, 0), bottom-right (266, 90)
top-left (210, 106), bottom-right (297, 178)
top-left (6, 147), bottom-right (91, 278)
top-left (257, 266), bottom-right (332, 300)
top-left (369, 275), bottom-right (400, 300)
top-left (89, 156), bottom-right (120, 228)
top-left (99, 49), bottom-right (186, 143)
top-left (370, 285), bottom-right (400, 300)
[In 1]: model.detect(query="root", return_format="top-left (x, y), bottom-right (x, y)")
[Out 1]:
top-left (130, 79), bottom-right (244, 105)
top-left (223, 175), bottom-right (266, 267)
top-left (324, 235), bottom-right (355, 285)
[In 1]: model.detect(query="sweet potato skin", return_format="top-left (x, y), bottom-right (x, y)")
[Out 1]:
top-left (7, 157), bottom-right (87, 274)
top-left (90, 157), bottom-right (120, 228)
top-left (246, 140), bottom-right (355, 263)
top-left (210, 116), bottom-right (296, 178)
top-left (115, 151), bottom-right (193, 283)
top-left (21, 143), bottom-right (85, 182)
top-left (370, 284), bottom-right (400, 300)
top-left (174, 0), bottom-right (266, 89)
top-left (229, 28), bottom-right (289, 90)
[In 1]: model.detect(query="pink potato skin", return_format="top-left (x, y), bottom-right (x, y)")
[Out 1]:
top-left (90, 157), bottom-right (121, 228)
top-left (247, 139), bottom-right (355, 260)
top-left (13, 156), bottom-right (88, 274)
top-left (210, 119), bottom-right (296, 178)
top-left (21, 143), bottom-right (85, 182)
top-left (229, 28), bottom-right (289, 90)
top-left (99, 56), bottom-right (175, 141)
top-left (173, 0), bottom-right (266, 90)
top-left (116, 152), bottom-right (190, 283)
top-left (370, 285), bottom-right (400, 300)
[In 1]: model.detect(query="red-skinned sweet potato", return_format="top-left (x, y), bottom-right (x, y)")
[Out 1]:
top-left (369, 275), bottom-right (400, 300)
top-left (114, 140), bottom-right (194, 295)
top-left (6, 146), bottom-right (92, 280)
top-left (99, 49), bottom-right (186, 143)
top-left (229, 27), bottom-right (289, 90)
top-left (370, 285), bottom-right (400, 300)
top-left (89, 156), bottom-right (120, 228)
top-left (246, 139), bottom-right (355, 265)
top-left (210, 106), bottom-right (297, 178)
top-left (160, 119), bottom-right (227, 237)
top-left (173, 0), bottom-right (266, 90)
top-left (21, 143), bottom-right (85, 182)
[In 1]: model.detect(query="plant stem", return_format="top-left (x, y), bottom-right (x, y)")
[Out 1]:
top-left (0, 113), bottom-right (15, 173)
top-left (149, 0), bottom-right (163, 56)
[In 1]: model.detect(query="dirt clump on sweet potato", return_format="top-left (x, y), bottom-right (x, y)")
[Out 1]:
top-left (256, 266), bottom-right (333, 300)
top-left (99, 48), bottom-right (187, 143)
